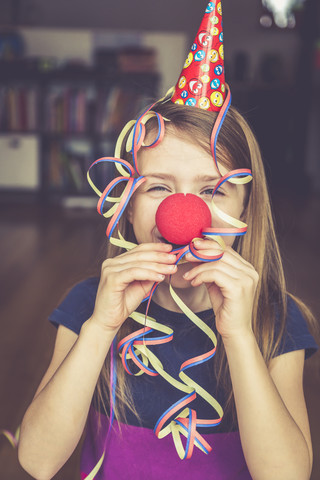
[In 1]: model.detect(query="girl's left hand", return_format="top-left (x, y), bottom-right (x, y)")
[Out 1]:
top-left (183, 239), bottom-right (259, 339)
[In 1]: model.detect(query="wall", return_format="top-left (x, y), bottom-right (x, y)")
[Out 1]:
top-left (19, 27), bottom-right (187, 95)
top-left (0, 0), bottom-right (303, 83)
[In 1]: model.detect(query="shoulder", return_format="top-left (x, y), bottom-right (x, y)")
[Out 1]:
top-left (277, 295), bottom-right (318, 359)
top-left (48, 277), bottom-right (99, 335)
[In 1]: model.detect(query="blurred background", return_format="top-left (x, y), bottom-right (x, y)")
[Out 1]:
top-left (0, 0), bottom-right (319, 478)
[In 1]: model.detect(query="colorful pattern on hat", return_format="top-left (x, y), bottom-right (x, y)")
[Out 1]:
top-left (171, 1), bottom-right (226, 112)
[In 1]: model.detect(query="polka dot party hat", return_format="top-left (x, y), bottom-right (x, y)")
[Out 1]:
top-left (171, 1), bottom-right (226, 112)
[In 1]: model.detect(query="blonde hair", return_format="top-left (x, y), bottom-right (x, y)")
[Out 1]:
top-left (94, 99), bottom-right (317, 427)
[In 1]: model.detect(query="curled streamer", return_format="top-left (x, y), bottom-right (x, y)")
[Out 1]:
top-left (117, 303), bottom-right (223, 460)
top-left (0, 428), bottom-right (20, 448)
top-left (87, 102), bottom-right (167, 245)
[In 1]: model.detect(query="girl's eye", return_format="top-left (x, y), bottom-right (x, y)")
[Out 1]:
top-left (148, 185), bottom-right (170, 192)
top-left (201, 188), bottom-right (224, 196)
top-left (202, 188), bottom-right (214, 196)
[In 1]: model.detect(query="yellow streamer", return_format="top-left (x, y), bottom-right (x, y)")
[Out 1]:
top-left (1, 427), bottom-right (20, 448)
top-left (211, 201), bottom-right (247, 229)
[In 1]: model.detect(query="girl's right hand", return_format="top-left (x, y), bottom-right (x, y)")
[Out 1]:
top-left (90, 243), bottom-right (177, 333)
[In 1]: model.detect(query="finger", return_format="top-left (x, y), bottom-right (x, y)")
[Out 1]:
top-left (189, 267), bottom-right (236, 291)
top-left (189, 240), bottom-right (256, 273)
top-left (105, 260), bottom-right (178, 277)
top-left (185, 240), bottom-right (224, 263)
top-left (185, 249), bottom-right (223, 263)
top-left (184, 260), bottom-right (239, 284)
top-left (218, 248), bottom-right (259, 282)
top-left (106, 266), bottom-right (169, 289)
top-left (183, 251), bottom-right (259, 284)
top-left (115, 249), bottom-right (177, 266)
top-left (222, 245), bottom-right (255, 269)
top-left (127, 242), bottom-right (173, 254)
top-left (187, 263), bottom-right (258, 295)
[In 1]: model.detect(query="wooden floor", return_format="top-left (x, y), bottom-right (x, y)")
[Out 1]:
top-left (0, 195), bottom-right (319, 480)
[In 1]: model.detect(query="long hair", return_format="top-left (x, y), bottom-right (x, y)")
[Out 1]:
top-left (94, 99), bottom-right (317, 427)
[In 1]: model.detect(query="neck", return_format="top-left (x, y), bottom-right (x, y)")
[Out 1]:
top-left (153, 281), bottom-right (212, 314)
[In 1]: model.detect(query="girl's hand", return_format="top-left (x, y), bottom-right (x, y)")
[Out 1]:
top-left (90, 243), bottom-right (177, 333)
top-left (183, 239), bottom-right (259, 339)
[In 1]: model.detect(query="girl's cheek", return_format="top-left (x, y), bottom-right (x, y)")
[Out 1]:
top-left (225, 235), bottom-right (236, 248)
top-left (210, 211), bottom-right (225, 229)
top-left (210, 197), bottom-right (243, 227)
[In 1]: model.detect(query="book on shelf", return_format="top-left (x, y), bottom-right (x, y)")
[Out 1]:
top-left (46, 137), bottom-right (117, 195)
top-left (47, 139), bottom-right (94, 192)
top-left (0, 86), bottom-right (39, 132)
top-left (96, 85), bottom-right (151, 137)
top-left (45, 86), bottom-right (91, 134)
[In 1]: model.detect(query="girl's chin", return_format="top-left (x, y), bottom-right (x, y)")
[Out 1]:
top-left (164, 276), bottom-right (190, 290)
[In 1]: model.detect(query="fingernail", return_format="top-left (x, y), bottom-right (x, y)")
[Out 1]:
top-left (168, 264), bottom-right (177, 270)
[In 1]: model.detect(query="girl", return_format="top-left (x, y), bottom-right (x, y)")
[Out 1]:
top-left (17, 97), bottom-right (318, 480)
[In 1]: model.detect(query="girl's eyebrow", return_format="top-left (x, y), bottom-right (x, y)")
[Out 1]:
top-left (145, 173), bottom-right (221, 182)
top-left (145, 173), bottom-right (175, 180)
top-left (194, 174), bottom-right (221, 182)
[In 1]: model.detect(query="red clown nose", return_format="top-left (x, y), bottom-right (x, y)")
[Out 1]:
top-left (155, 193), bottom-right (212, 245)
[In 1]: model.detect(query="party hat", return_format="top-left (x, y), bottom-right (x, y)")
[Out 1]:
top-left (171, 1), bottom-right (226, 112)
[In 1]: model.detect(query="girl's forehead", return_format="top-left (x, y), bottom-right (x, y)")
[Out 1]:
top-left (137, 131), bottom-right (225, 178)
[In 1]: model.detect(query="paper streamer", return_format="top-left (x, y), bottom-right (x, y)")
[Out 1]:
top-left (0, 427), bottom-right (20, 448)
top-left (117, 299), bottom-right (223, 460)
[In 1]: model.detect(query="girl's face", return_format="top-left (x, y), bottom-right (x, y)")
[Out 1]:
top-left (127, 129), bottom-right (246, 289)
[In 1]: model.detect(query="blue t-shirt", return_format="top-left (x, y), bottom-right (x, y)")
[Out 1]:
top-left (49, 277), bottom-right (318, 359)
top-left (49, 278), bottom-right (318, 480)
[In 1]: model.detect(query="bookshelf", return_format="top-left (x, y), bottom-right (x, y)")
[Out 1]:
top-left (0, 60), bottom-right (159, 204)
